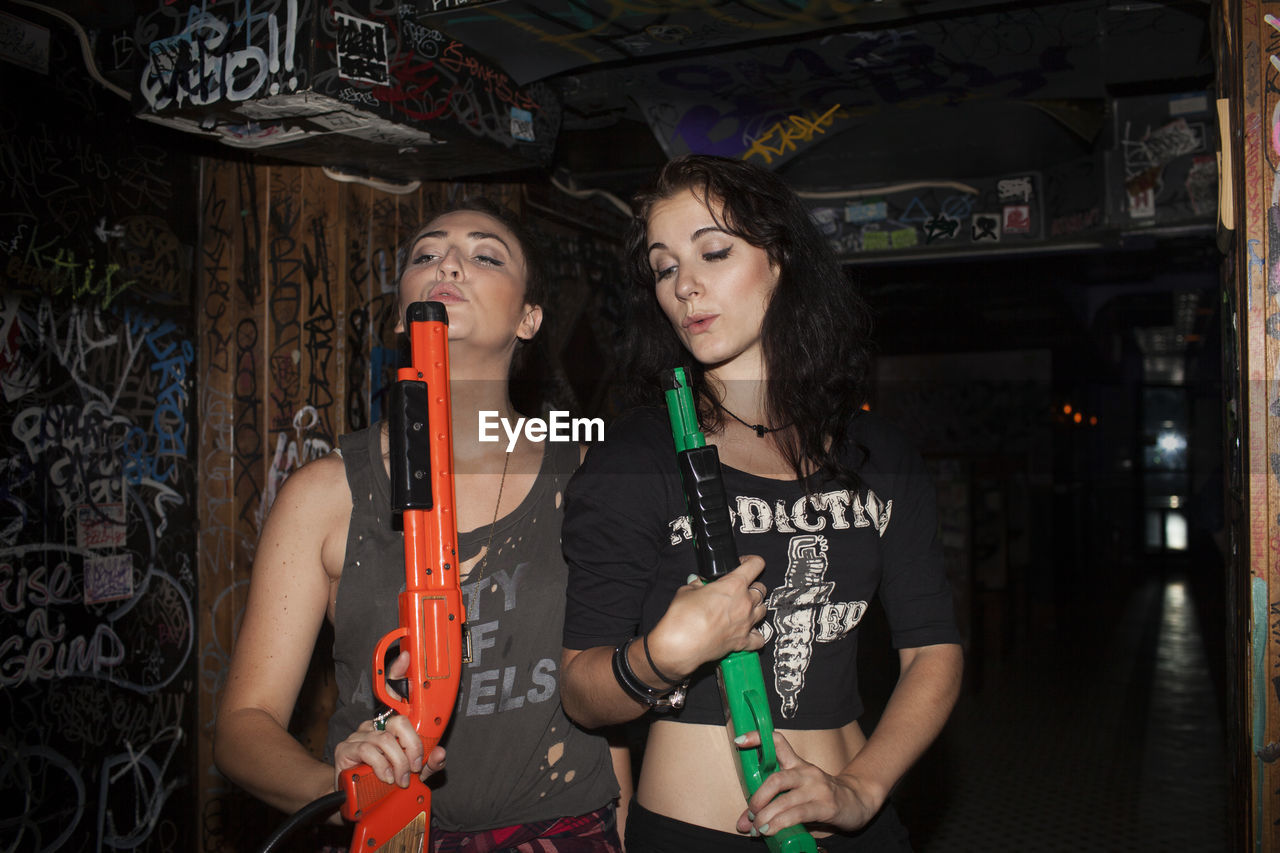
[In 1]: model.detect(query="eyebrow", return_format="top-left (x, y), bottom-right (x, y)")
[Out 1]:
top-left (416, 229), bottom-right (513, 253)
top-left (647, 225), bottom-right (726, 254)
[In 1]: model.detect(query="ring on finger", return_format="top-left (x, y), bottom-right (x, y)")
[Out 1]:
top-left (373, 708), bottom-right (394, 731)
top-left (749, 586), bottom-right (766, 606)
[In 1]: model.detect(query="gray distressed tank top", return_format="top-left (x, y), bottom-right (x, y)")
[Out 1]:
top-left (327, 425), bottom-right (617, 830)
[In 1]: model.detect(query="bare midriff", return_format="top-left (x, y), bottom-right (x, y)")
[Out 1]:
top-left (635, 717), bottom-right (867, 835)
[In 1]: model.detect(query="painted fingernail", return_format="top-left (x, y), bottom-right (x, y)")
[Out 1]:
top-left (686, 574), bottom-right (701, 584)
top-left (734, 734), bottom-right (749, 746)
top-left (749, 828), bottom-right (759, 838)
top-left (400, 772), bottom-right (411, 787)
top-left (411, 758), bottom-right (423, 772)
top-left (758, 824), bottom-right (770, 835)
top-left (746, 810), bottom-right (756, 821)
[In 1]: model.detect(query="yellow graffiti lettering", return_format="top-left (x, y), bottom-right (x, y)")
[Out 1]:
top-left (741, 104), bottom-right (843, 165)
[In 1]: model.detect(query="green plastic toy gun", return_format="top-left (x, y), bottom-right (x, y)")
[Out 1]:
top-left (663, 367), bottom-right (818, 853)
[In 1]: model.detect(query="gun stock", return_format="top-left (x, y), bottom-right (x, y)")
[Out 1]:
top-left (340, 301), bottom-right (465, 853)
top-left (663, 368), bottom-right (818, 853)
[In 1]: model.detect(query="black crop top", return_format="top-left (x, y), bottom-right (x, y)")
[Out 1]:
top-left (562, 407), bottom-right (959, 729)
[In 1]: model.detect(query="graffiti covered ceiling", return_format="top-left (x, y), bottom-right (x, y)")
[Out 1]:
top-left (2, 0), bottom-right (1222, 368)
top-left (7, 0), bottom-right (1214, 224)
top-left (421, 0), bottom-right (1028, 84)
top-left (428, 0), bottom-right (1212, 171)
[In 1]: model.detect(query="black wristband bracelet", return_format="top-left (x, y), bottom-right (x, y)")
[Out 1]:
top-left (611, 637), bottom-right (687, 712)
top-left (611, 638), bottom-right (659, 701)
top-left (642, 633), bottom-right (682, 686)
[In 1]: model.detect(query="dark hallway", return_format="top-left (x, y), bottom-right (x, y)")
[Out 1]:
top-left (891, 564), bottom-right (1229, 852)
top-left (854, 241), bottom-right (1231, 851)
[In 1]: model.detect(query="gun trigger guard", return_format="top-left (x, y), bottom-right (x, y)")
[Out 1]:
top-left (744, 689), bottom-right (778, 774)
top-left (373, 627), bottom-right (411, 716)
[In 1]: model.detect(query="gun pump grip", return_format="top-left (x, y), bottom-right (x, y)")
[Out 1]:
top-left (676, 446), bottom-right (739, 579)
top-left (390, 380), bottom-right (434, 512)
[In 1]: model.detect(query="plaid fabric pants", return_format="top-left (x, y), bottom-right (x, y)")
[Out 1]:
top-left (429, 804), bottom-right (622, 853)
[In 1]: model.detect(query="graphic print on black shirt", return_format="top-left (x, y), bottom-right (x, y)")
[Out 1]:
top-left (763, 534), bottom-right (868, 718)
top-left (667, 486), bottom-right (892, 720)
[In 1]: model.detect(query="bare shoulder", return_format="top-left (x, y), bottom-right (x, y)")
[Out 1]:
top-left (272, 452), bottom-right (351, 513)
top-left (257, 452), bottom-right (352, 571)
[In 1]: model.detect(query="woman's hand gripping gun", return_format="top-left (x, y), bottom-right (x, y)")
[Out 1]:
top-left (663, 368), bottom-right (817, 853)
top-left (339, 301), bottom-right (466, 853)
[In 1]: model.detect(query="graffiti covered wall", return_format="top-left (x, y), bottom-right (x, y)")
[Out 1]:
top-left (0, 17), bottom-right (199, 853)
top-left (1233, 0), bottom-right (1280, 848)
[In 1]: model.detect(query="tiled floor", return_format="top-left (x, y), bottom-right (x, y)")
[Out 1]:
top-left (888, 568), bottom-right (1229, 852)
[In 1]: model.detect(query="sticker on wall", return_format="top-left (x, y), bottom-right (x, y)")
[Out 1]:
top-left (810, 208), bottom-right (840, 236)
top-left (861, 230), bottom-right (888, 252)
top-left (845, 200), bottom-right (888, 224)
top-left (1186, 155), bottom-right (1217, 216)
top-left (77, 504), bottom-right (126, 550)
top-left (997, 176), bottom-right (1034, 204)
top-left (860, 226), bottom-right (918, 252)
top-left (971, 214), bottom-right (1001, 242)
top-left (0, 11), bottom-right (50, 75)
top-left (84, 553), bottom-right (134, 605)
top-left (1003, 205), bottom-right (1031, 234)
top-left (1168, 92), bottom-right (1209, 118)
top-left (421, 0), bottom-right (506, 12)
top-left (1128, 185), bottom-right (1157, 219)
top-left (511, 107), bottom-right (535, 142)
top-left (924, 214), bottom-right (961, 243)
top-left (1143, 118), bottom-right (1203, 166)
top-left (336, 13), bottom-right (389, 86)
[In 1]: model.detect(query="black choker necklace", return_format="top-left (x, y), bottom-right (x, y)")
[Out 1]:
top-left (722, 406), bottom-right (789, 438)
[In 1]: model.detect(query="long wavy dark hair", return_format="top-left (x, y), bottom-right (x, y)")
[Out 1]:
top-left (622, 154), bottom-right (874, 485)
top-left (397, 196), bottom-right (574, 416)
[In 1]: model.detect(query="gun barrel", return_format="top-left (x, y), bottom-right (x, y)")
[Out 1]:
top-left (663, 366), bottom-right (705, 453)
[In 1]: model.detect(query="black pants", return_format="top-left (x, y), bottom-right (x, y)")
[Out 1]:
top-left (624, 799), bottom-right (913, 853)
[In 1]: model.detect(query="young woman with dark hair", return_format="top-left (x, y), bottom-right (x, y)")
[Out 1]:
top-left (619, 155), bottom-right (875, 488)
top-left (561, 155), bottom-right (962, 851)
top-left (215, 199), bottom-right (628, 851)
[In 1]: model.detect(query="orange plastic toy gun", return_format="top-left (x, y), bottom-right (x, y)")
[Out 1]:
top-left (339, 300), bottom-right (465, 852)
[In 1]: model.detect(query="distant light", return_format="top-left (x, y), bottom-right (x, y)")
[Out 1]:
top-left (1158, 431), bottom-right (1185, 453)
top-left (1073, 412), bottom-right (1082, 423)
top-left (1165, 512), bottom-right (1188, 551)
top-left (1089, 416), bottom-right (1098, 426)
top-left (1063, 404), bottom-right (1073, 414)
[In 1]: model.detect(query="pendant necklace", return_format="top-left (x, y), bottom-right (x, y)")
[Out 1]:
top-left (721, 405), bottom-right (790, 438)
top-left (461, 451), bottom-right (509, 663)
